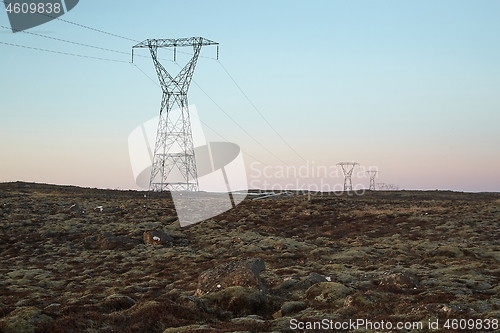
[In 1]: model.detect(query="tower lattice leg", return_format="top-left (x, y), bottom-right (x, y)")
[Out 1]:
top-left (147, 42), bottom-right (203, 192)
top-left (367, 171), bottom-right (378, 191)
top-left (338, 162), bottom-right (359, 192)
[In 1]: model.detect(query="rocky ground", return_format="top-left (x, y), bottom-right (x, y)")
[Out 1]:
top-left (0, 181), bottom-right (499, 333)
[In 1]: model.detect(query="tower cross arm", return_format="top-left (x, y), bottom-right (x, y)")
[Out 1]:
top-left (337, 162), bottom-right (360, 166)
top-left (133, 37), bottom-right (219, 49)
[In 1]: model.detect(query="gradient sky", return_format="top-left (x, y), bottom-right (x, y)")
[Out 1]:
top-left (1, 1), bottom-right (499, 192)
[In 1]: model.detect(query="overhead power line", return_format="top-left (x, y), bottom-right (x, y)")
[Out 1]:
top-left (130, 63), bottom-right (160, 87)
top-left (217, 60), bottom-right (311, 166)
top-left (0, 40), bottom-right (128, 62)
top-left (0, 25), bottom-right (169, 62)
top-left (0, 0), bottom-right (138, 42)
top-left (0, 25), bottom-right (130, 54)
top-left (0, 11), bottom-right (332, 181)
top-left (130, 61), bottom-right (277, 175)
top-left (133, 60), bottom-right (308, 179)
top-left (184, 66), bottom-right (300, 173)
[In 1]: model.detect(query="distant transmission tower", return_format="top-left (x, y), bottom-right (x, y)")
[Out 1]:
top-left (337, 162), bottom-right (359, 191)
top-left (376, 183), bottom-right (386, 190)
top-left (132, 37), bottom-right (218, 192)
top-left (386, 184), bottom-right (399, 191)
top-left (367, 170), bottom-right (378, 191)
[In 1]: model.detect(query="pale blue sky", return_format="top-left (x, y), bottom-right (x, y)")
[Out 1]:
top-left (1, 1), bottom-right (499, 191)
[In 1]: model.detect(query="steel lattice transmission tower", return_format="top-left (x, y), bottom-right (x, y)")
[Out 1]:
top-left (366, 170), bottom-right (378, 191)
top-left (132, 37), bottom-right (218, 192)
top-left (337, 162), bottom-right (359, 191)
top-left (386, 184), bottom-right (399, 191)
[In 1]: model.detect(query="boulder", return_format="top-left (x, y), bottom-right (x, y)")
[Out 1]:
top-left (275, 276), bottom-right (300, 291)
top-left (280, 301), bottom-right (306, 316)
top-left (42, 303), bottom-right (62, 317)
top-left (98, 294), bottom-right (136, 313)
top-left (65, 203), bottom-right (85, 216)
top-left (143, 229), bottom-right (173, 246)
top-left (97, 232), bottom-right (141, 250)
top-left (275, 272), bottom-right (327, 292)
top-left (201, 286), bottom-right (268, 317)
top-left (305, 282), bottom-right (353, 306)
top-left (305, 272), bottom-right (328, 288)
top-left (177, 296), bottom-right (208, 312)
top-left (0, 306), bottom-right (52, 333)
top-left (342, 291), bottom-right (380, 308)
top-left (125, 300), bottom-right (160, 315)
top-left (380, 271), bottom-right (419, 290)
top-left (195, 258), bottom-right (266, 296)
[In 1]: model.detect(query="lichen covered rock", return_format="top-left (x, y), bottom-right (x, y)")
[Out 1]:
top-left (143, 229), bottom-right (173, 246)
top-left (195, 258), bottom-right (266, 296)
top-left (305, 282), bottom-right (354, 306)
top-left (0, 306), bottom-right (52, 333)
top-left (380, 271), bottom-right (419, 290)
top-left (201, 286), bottom-right (268, 317)
top-left (97, 232), bottom-right (141, 250)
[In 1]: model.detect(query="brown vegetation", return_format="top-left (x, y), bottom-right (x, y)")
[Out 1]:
top-left (0, 182), bottom-right (499, 332)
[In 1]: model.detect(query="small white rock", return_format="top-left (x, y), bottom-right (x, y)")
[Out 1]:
top-left (217, 284), bottom-right (221, 288)
top-left (325, 276), bottom-right (331, 281)
top-left (153, 236), bottom-right (160, 241)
